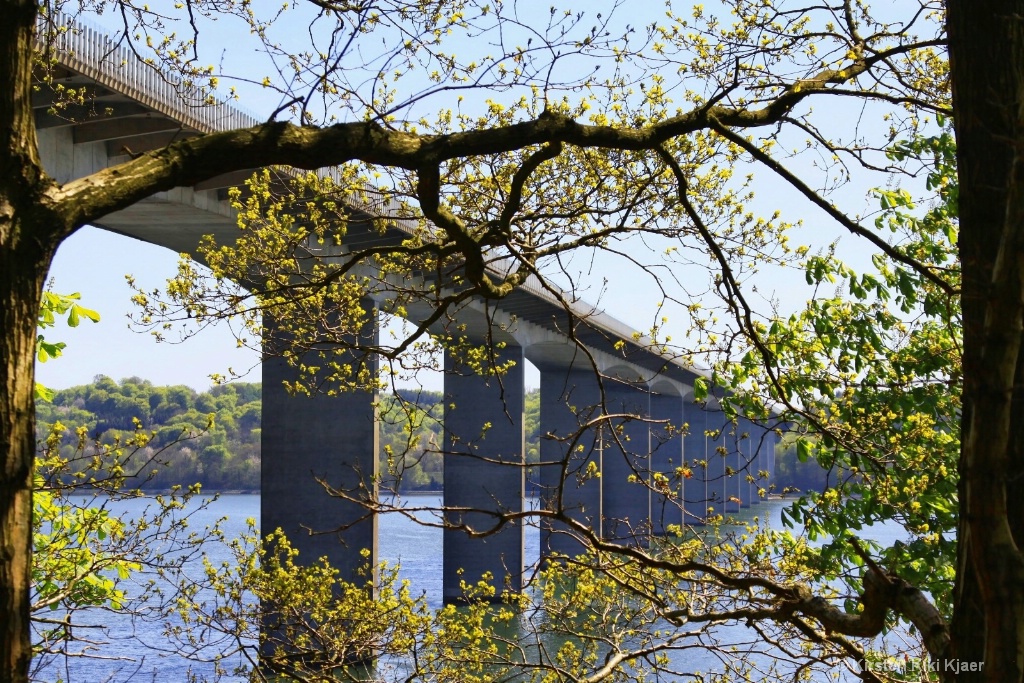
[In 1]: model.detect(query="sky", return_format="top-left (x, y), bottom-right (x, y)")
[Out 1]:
top-left (36, 2), bottom-right (904, 395)
top-left (39, 226), bottom-right (262, 391)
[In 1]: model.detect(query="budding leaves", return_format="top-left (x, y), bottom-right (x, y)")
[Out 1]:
top-left (39, 291), bottom-right (100, 328)
top-left (34, 291), bottom-right (101, 401)
top-left (693, 376), bottom-right (709, 401)
top-left (796, 437), bottom-right (814, 463)
top-left (36, 291), bottom-right (100, 363)
top-left (34, 337), bottom-right (66, 363)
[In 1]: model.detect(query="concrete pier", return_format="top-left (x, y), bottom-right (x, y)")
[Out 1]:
top-left (748, 418), bottom-right (760, 505)
top-left (704, 400), bottom-right (727, 521)
top-left (442, 343), bottom-right (526, 603)
top-left (683, 398), bottom-right (727, 524)
top-left (649, 386), bottom-right (684, 535)
top-left (537, 365), bottom-right (605, 558)
top-left (738, 417), bottom-right (753, 509)
top-left (724, 418), bottom-right (742, 514)
top-left (442, 344), bottom-right (528, 602)
top-left (602, 379), bottom-right (652, 543)
top-left (261, 312), bottom-right (379, 583)
top-left (682, 398), bottom-right (707, 525)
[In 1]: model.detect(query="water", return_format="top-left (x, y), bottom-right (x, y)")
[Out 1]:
top-left (30, 495), bottom-right (908, 682)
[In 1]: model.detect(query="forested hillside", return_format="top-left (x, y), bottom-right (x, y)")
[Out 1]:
top-left (38, 376), bottom-right (819, 495)
top-left (35, 376), bottom-right (542, 492)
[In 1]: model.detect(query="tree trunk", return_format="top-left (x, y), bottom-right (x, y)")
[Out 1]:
top-left (0, 249), bottom-right (47, 683)
top-left (0, 2), bottom-right (57, 682)
top-left (948, 1), bottom-right (1024, 681)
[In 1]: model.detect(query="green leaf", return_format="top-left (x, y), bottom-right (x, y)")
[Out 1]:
top-left (34, 383), bottom-right (55, 402)
top-left (72, 304), bottom-right (100, 324)
top-left (693, 377), bottom-right (708, 401)
top-left (36, 339), bottom-right (66, 363)
top-left (796, 438), bottom-right (813, 463)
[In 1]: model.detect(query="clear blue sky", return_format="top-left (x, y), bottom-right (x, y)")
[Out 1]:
top-left (40, 227), bottom-right (263, 390)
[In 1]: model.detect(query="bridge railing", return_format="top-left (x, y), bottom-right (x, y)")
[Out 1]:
top-left (39, 10), bottom-right (260, 134)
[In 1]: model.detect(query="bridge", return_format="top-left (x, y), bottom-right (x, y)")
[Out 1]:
top-left (35, 16), bottom-right (777, 603)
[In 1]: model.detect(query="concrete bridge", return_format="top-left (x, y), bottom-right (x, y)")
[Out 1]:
top-left (35, 16), bottom-right (777, 602)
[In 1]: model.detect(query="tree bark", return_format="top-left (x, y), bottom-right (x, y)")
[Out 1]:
top-left (948, 1), bottom-right (1024, 681)
top-left (0, 2), bottom-right (60, 682)
top-left (0, 242), bottom-right (48, 683)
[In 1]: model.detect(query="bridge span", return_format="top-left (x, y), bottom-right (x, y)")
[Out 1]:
top-left (35, 16), bottom-right (777, 602)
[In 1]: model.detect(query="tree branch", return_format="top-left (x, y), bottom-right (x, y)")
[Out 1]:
top-left (52, 35), bottom-right (945, 239)
top-left (706, 117), bottom-right (957, 296)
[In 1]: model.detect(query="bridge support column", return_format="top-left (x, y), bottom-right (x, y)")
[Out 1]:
top-left (682, 398), bottom-right (706, 525)
top-left (442, 344), bottom-right (525, 603)
top-left (537, 365), bottom-right (604, 559)
top-left (765, 426), bottom-right (778, 496)
top-left (602, 381), bottom-right (652, 543)
top-left (706, 402), bottom-right (727, 520)
top-left (650, 390), bottom-right (684, 535)
top-left (261, 312), bottom-right (379, 584)
top-left (724, 418), bottom-right (742, 514)
top-left (739, 417), bottom-right (753, 509)
top-left (749, 420), bottom-right (761, 505)
top-left (683, 398), bottom-right (725, 525)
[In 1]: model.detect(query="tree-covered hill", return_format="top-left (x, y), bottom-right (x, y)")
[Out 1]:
top-left (37, 376), bottom-right (262, 491)
top-left (38, 376), bottom-right (824, 495)
top-left (35, 376), bottom-right (543, 493)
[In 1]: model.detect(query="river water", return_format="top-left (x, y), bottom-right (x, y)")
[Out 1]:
top-left (31, 494), bottom-right (907, 682)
